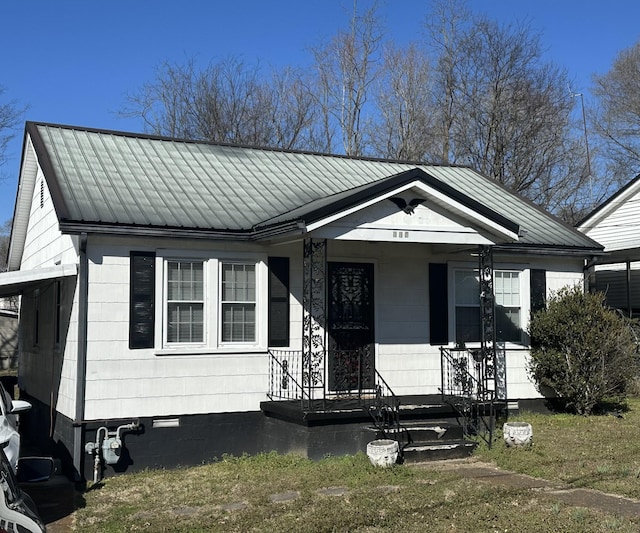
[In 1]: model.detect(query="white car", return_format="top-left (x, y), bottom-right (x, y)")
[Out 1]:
top-left (0, 383), bottom-right (31, 472)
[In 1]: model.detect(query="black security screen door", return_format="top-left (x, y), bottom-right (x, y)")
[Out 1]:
top-left (327, 262), bottom-right (375, 391)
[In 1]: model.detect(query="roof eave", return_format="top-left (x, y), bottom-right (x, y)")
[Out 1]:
top-left (58, 220), bottom-right (305, 241)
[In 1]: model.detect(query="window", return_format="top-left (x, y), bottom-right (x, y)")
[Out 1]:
top-left (454, 268), bottom-right (522, 344)
top-left (166, 260), bottom-right (204, 344)
top-left (152, 255), bottom-right (264, 351)
top-left (495, 271), bottom-right (521, 342)
top-left (221, 262), bottom-right (255, 342)
top-left (454, 270), bottom-right (480, 343)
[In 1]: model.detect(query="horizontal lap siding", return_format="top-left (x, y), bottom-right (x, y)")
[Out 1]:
top-left (19, 164), bottom-right (80, 419)
top-left (83, 240), bottom-right (282, 420)
top-left (361, 242), bottom-right (436, 395)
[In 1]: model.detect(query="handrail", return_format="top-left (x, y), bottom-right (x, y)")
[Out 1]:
top-left (362, 369), bottom-right (405, 442)
top-left (440, 346), bottom-right (494, 401)
top-left (267, 349), bottom-right (309, 405)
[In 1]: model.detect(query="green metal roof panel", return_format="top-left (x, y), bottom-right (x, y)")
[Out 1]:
top-left (27, 122), bottom-right (600, 250)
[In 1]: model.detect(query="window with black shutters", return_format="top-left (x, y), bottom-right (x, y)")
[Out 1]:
top-left (130, 252), bottom-right (156, 349)
top-left (268, 257), bottom-right (290, 347)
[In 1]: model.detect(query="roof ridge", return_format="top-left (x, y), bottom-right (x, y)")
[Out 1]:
top-left (25, 120), bottom-right (469, 168)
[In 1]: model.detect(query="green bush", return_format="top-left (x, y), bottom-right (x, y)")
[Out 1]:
top-left (528, 285), bottom-right (639, 415)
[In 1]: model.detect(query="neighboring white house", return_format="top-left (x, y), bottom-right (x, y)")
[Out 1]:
top-left (578, 173), bottom-right (640, 316)
top-left (1, 122), bottom-right (603, 480)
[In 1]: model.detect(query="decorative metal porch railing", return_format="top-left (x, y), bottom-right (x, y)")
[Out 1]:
top-left (440, 346), bottom-right (496, 445)
top-left (267, 348), bottom-right (403, 439)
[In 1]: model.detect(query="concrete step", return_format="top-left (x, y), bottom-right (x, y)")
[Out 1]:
top-left (401, 440), bottom-right (477, 463)
top-left (385, 421), bottom-right (465, 443)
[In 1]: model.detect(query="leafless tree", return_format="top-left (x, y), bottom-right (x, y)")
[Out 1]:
top-left (0, 219), bottom-right (10, 272)
top-left (121, 57), bottom-right (316, 150)
top-left (0, 87), bottom-right (25, 174)
top-left (423, 0), bottom-right (472, 165)
top-left (591, 41), bottom-right (640, 185)
top-left (423, 4), bottom-right (592, 215)
top-left (310, 1), bottom-right (383, 156)
top-left (367, 42), bottom-right (436, 161)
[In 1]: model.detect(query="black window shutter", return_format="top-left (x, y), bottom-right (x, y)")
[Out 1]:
top-left (530, 269), bottom-right (546, 314)
top-left (130, 252), bottom-right (156, 349)
top-left (268, 257), bottom-right (290, 347)
top-left (429, 263), bottom-right (448, 345)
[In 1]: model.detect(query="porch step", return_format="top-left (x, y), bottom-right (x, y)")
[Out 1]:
top-left (401, 440), bottom-right (477, 462)
top-left (393, 421), bottom-right (465, 442)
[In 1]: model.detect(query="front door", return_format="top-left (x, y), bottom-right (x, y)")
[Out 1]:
top-left (327, 262), bottom-right (375, 392)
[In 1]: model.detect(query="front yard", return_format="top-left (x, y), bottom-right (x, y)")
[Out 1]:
top-left (66, 398), bottom-right (640, 532)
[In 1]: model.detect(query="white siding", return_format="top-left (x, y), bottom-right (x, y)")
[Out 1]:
top-left (83, 237), bottom-right (277, 420)
top-left (75, 236), bottom-right (588, 420)
top-left (20, 167), bottom-right (76, 270)
top-left (580, 186), bottom-right (640, 252)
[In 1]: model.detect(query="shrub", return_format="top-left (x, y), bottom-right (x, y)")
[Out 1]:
top-left (528, 285), bottom-right (639, 415)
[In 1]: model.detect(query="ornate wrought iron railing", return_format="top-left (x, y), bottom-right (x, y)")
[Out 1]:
top-left (440, 346), bottom-right (494, 401)
top-left (267, 349), bottom-right (317, 409)
top-left (267, 348), bottom-right (403, 439)
top-left (363, 369), bottom-right (407, 444)
top-left (440, 346), bottom-right (496, 445)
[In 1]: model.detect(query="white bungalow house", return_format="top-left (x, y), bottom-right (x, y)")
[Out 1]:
top-left (578, 174), bottom-right (640, 316)
top-left (1, 122), bottom-right (602, 480)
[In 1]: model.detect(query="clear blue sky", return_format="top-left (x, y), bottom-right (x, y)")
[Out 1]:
top-left (1, 0), bottom-right (639, 225)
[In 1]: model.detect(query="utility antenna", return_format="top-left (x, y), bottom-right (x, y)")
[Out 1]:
top-left (569, 86), bottom-right (593, 201)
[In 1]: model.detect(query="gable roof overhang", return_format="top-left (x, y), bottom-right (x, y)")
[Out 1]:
top-left (256, 168), bottom-right (520, 244)
top-left (0, 264), bottom-right (77, 297)
top-left (577, 173), bottom-right (640, 232)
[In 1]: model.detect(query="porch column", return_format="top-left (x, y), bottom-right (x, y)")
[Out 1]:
top-left (478, 245), bottom-right (506, 401)
top-left (302, 238), bottom-right (327, 398)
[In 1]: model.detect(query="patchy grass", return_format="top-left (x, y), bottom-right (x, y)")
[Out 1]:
top-left (475, 397), bottom-right (640, 499)
top-left (73, 449), bottom-right (640, 532)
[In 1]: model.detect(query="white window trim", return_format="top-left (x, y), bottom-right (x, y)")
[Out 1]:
top-left (155, 250), bottom-right (267, 354)
top-left (219, 261), bottom-right (258, 346)
top-left (163, 258), bottom-right (207, 348)
top-left (448, 262), bottom-right (531, 348)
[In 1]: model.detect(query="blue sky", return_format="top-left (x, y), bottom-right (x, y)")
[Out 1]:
top-left (1, 0), bottom-right (639, 225)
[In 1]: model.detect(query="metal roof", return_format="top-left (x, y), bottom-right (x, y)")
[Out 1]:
top-left (24, 122), bottom-right (601, 250)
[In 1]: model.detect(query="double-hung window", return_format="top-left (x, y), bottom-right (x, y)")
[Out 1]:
top-left (494, 270), bottom-right (521, 342)
top-left (454, 270), bottom-right (481, 343)
top-left (166, 260), bottom-right (204, 344)
top-left (453, 268), bottom-right (523, 344)
top-left (221, 262), bottom-right (256, 343)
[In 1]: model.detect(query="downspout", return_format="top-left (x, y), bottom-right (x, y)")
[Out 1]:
top-left (73, 233), bottom-right (89, 479)
top-left (627, 260), bottom-right (632, 318)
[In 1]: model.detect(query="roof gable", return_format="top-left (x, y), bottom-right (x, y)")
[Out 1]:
top-left (292, 170), bottom-right (519, 245)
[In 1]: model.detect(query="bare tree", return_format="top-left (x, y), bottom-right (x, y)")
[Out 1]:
top-left (367, 42), bottom-right (436, 161)
top-left (0, 86), bottom-right (25, 173)
top-left (592, 41), bottom-right (640, 185)
top-left (310, 1), bottom-right (383, 156)
top-left (0, 219), bottom-right (10, 272)
top-left (423, 0), bottom-right (472, 164)
top-left (423, 3), bottom-right (592, 215)
top-left (121, 57), bottom-right (316, 150)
